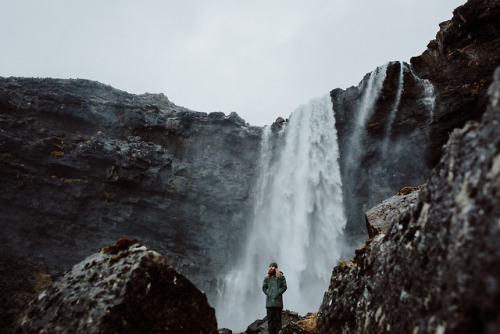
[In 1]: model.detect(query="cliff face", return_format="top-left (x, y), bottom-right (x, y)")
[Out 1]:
top-left (0, 77), bottom-right (261, 329)
top-left (332, 61), bottom-right (435, 248)
top-left (318, 66), bottom-right (500, 334)
top-left (411, 0), bottom-right (500, 164)
top-left (333, 0), bottom-right (500, 248)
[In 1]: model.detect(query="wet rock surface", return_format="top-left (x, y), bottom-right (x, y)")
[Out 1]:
top-left (0, 77), bottom-right (261, 331)
top-left (15, 239), bottom-right (218, 334)
top-left (365, 188), bottom-right (421, 239)
top-left (243, 310), bottom-right (306, 334)
top-left (317, 67), bottom-right (500, 333)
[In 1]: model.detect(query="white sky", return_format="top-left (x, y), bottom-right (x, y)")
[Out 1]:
top-left (1, 0), bottom-right (465, 126)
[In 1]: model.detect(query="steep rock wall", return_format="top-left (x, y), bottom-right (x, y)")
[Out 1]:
top-left (332, 61), bottom-right (434, 249)
top-left (317, 66), bottom-right (500, 333)
top-left (0, 77), bottom-right (261, 330)
top-left (333, 0), bottom-right (500, 249)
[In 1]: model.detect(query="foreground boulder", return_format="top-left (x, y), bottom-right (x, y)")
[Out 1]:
top-left (15, 239), bottom-right (218, 333)
top-left (317, 68), bottom-right (500, 333)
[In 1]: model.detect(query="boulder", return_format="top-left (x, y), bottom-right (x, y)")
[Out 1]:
top-left (365, 187), bottom-right (421, 239)
top-left (280, 322), bottom-right (310, 334)
top-left (317, 67), bottom-right (500, 333)
top-left (15, 239), bottom-right (218, 333)
top-left (244, 310), bottom-right (303, 334)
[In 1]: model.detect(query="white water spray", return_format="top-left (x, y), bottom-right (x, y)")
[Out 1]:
top-left (409, 65), bottom-right (436, 123)
top-left (216, 95), bottom-right (346, 331)
top-left (346, 63), bottom-right (388, 165)
top-left (382, 61), bottom-right (405, 155)
top-left (420, 78), bottom-right (436, 123)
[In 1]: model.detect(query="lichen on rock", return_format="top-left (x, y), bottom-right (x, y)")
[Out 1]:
top-left (15, 240), bottom-right (218, 333)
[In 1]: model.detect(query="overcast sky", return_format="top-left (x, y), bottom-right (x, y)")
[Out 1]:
top-left (1, 0), bottom-right (465, 126)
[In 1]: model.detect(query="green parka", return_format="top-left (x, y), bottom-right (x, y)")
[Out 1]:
top-left (262, 271), bottom-right (287, 308)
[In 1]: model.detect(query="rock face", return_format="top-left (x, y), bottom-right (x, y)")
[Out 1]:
top-left (333, 0), bottom-right (500, 249)
top-left (411, 0), bottom-right (500, 161)
top-left (317, 67), bottom-right (500, 333)
top-left (15, 239), bottom-right (218, 333)
top-left (244, 310), bottom-right (305, 334)
top-left (365, 188), bottom-right (420, 239)
top-left (0, 77), bottom-right (261, 330)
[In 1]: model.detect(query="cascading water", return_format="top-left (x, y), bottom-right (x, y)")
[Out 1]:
top-left (216, 95), bottom-right (346, 331)
top-left (419, 77), bottom-right (436, 123)
top-left (382, 61), bottom-right (405, 155)
top-left (409, 65), bottom-right (436, 123)
top-left (345, 63), bottom-right (388, 166)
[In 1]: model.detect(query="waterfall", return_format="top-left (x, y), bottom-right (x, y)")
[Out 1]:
top-left (419, 78), bottom-right (436, 123)
top-left (382, 61), bottom-right (405, 155)
top-left (409, 65), bottom-right (436, 123)
top-left (345, 63), bottom-right (388, 166)
top-left (216, 95), bottom-right (346, 331)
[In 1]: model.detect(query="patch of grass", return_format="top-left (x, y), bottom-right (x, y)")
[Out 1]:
top-left (98, 238), bottom-right (142, 255)
top-left (396, 184), bottom-right (424, 195)
top-left (98, 238), bottom-right (143, 266)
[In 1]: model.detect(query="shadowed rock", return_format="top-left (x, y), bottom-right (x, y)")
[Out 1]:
top-left (244, 310), bottom-right (303, 334)
top-left (317, 67), bottom-right (500, 333)
top-left (15, 239), bottom-right (218, 334)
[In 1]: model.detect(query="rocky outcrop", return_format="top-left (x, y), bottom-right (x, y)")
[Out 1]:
top-left (317, 67), bottom-right (500, 333)
top-left (0, 77), bottom-right (261, 331)
top-left (15, 238), bottom-right (218, 333)
top-left (243, 310), bottom-right (307, 334)
top-left (412, 0), bottom-right (500, 161)
top-left (333, 0), bottom-right (500, 249)
top-left (333, 61), bottom-right (438, 250)
top-left (365, 187), bottom-right (421, 239)
top-left (280, 323), bottom-right (310, 334)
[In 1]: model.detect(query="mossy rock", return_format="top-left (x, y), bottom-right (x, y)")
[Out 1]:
top-left (396, 185), bottom-right (424, 195)
top-left (98, 238), bottom-right (143, 266)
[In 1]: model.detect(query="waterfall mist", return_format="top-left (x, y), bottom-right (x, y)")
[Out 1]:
top-left (216, 95), bottom-right (346, 331)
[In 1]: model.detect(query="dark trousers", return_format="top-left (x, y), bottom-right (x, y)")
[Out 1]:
top-left (266, 307), bottom-right (282, 334)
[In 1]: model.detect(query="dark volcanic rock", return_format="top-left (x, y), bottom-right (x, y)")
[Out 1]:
top-left (280, 322), bottom-right (310, 334)
top-left (333, 0), bottom-right (500, 250)
top-left (365, 188), bottom-right (421, 239)
top-left (0, 246), bottom-right (52, 333)
top-left (412, 0), bottom-right (500, 162)
top-left (317, 67), bottom-right (500, 333)
top-left (15, 239), bottom-right (218, 333)
top-left (0, 77), bottom-right (261, 331)
top-left (333, 61), bottom-right (436, 250)
top-left (244, 310), bottom-right (303, 334)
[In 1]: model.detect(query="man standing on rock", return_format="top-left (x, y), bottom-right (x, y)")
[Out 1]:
top-left (262, 262), bottom-right (287, 334)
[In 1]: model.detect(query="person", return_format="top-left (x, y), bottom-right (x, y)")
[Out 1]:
top-left (262, 262), bottom-right (287, 334)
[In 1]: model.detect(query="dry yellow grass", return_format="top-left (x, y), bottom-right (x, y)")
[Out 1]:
top-left (296, 312), bottom-right (317, 333)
